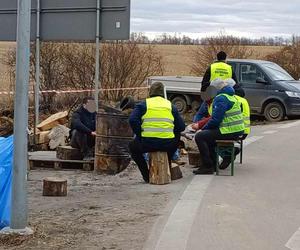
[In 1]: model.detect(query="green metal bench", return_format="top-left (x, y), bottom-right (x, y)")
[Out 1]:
top-left (216, 138), bottom-right (243, 176)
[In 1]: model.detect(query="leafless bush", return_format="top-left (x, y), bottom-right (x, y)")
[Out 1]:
top-left (1, 49), bottom-right (17, 113)
top-left (100, 42), bottom-right (163, 100)
top-left (2, 41), bottom-right (164, 113)
top-left (265, 40), bottom-right (300, 80)
top-left (190, 34), bottom-right (254, 76)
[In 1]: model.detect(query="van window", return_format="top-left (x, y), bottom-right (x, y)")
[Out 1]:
top-left (261, 63), bottom-right (294, 81)
top-left (240, 64), bottom-right (266, 84)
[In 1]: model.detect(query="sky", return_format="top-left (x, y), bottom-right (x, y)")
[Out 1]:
top-left (131, 0), bottom-right (300, 39)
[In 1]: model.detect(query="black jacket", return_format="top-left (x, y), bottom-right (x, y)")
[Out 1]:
top-left (201, 61), bottom-right (245, 97)
top-left (70, 106), bottom-right (96, 135)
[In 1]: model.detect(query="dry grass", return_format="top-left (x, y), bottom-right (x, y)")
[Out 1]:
top-left (151, 44), bottom-right (281, 76)
top-left (0, 42), bottom-right (281, 91)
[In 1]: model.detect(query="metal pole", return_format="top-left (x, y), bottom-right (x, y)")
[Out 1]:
top-left (95, 0), bottom-right (101, 111)
top-left (11, 0), bottom-right (32, 230)
top-left (33, 0), bottom-right (40, 148)
top-left (35, 0), bottom-right (40, 128)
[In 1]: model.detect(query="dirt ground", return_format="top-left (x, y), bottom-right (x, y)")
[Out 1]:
top-left (0, 162), bottom-right (193, 250)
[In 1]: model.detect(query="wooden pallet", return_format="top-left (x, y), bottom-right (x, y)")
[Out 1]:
top-left (28, 151), bottom-right (94, 171)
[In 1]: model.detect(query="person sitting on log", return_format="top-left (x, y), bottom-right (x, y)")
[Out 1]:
top-left (70, 97), bottom-right (96, 160)
top-left (128, 82), bottom-right (186, 183)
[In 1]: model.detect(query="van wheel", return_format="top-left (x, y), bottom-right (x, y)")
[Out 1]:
top-left (264, 102), bottom-right (285, 122)
top-left (171, 96), bottom-right (187, 114)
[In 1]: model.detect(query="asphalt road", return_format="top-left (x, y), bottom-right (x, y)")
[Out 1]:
top-left (144, 120), bottom-right (300, 250)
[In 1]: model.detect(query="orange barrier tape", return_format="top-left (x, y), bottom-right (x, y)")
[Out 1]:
top-left (0, 86), bottom-right (150, 95)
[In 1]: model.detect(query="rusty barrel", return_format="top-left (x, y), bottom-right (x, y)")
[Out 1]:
top-left (94, 111), bottom-right (133, 175)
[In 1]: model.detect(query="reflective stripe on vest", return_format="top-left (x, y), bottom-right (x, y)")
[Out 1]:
top-left (216, 94), bottom-right (245, 135)
top-left (235, 95), bottom-right (251, 135)
top-left (210, 62), bottom-right (233, 82)
top-left (208, 103), bottom-right (213, 116)
top-left (141, 96), bottom-right (175, 139)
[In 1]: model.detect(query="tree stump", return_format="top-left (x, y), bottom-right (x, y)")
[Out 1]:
top-left (56, 146), bottom-right (83, 160)
top-left (149, 152), bottom-right (171, 185)
top-left (43, 177), bottom-right (67, 196)
top-left (170, 163), bottom-right (183, 180)
top-left (188, 151), bottom-right (203, 166)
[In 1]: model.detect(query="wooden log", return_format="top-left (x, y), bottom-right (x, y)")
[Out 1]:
top-left (56, 146), bottom-right (83, 160)
top-left (188, 151), bottom-right (203, 166)
top-left (43, 177), bottom-right (67, 196)
top-left (0, 116), bottom-right (13, 137)
top-left (37, 111), bottom-right (68, 131)
top-left (170, 163), bottom-right (183, 180)
top-left (149, 152), bottom-right (171, 185)
top-left (29, 131), bottom-right (50, 145)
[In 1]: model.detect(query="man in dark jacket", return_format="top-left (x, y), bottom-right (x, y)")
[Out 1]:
top-left (70, 97), bottom-right (96, 159)
top-left (201, 51), bottom-right (245, 97)
top-left (193, 84), bottom-right (245, 175)
top-left (129, 82), bottom-right (186, 183)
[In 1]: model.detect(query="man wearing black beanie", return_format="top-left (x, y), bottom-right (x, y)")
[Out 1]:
top-left (201, 51), bottom-right (245, 97)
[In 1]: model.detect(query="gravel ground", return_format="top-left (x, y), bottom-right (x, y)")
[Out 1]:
top-left (0, 161), bottom-right (193, 250)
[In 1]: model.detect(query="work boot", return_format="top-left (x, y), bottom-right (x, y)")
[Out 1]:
top-left (83, 150), bottom-right (94, 161)
top-left (219, 147), bottom-right (240, 170)
top-left (193, 166), bottom-right (214, 175)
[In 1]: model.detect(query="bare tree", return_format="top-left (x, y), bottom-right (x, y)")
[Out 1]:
top-left (2, 41), bottom-right (164, 113)
top-left (100, 42), bottom-right (164, 101)
top-left (265, 39), bottom-right (300, 80)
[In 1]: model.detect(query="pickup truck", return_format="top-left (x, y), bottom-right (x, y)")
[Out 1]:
top-left (147, 76), bottom-right (202, 113)
top-left (148, 59), bottom-right (300, 122)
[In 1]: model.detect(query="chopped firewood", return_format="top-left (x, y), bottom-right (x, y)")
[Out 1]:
top-left (48, 125), bottom-right (70, 150)
top-left (37, 111), bottom-right (68, 131)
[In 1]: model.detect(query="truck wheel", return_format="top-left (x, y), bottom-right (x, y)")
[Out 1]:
top-left (191, 101), bottom-right (200, 112)
top-left (172, 96), bottom-right (187, 114)
top-left (264, 102), bottom-right (285, 122)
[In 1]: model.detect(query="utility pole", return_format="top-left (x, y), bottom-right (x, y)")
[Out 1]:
top-left (94, 0), bottom-right (101, 111)
top-left (7, 0), bottom-right (32, 234)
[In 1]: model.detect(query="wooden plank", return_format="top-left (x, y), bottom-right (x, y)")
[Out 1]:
top-left (37, 111), bottom-right (68, 131)
top-left (28, 151), bottom-right (93, 164)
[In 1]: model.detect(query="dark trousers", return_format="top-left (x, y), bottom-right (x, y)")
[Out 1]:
top-left (70, 130), bottom-right (95, 157)
top-left (129, 137), bottom-right (179, 182)
top-left (195, 129), bottom-right (243, 168)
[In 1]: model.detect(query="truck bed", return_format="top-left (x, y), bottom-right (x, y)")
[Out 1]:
top-left (148, 76), bottom-right (202, 94)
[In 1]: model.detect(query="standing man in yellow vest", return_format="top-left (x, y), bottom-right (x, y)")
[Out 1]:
top-left (193, 81), bottom-right (245, 175)
top-left (129, 82), bottom-right (186, 182)
top-left (201, 51), bottom-right (244, 97)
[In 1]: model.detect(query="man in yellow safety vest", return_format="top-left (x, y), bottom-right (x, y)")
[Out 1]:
top-left (193, 80), bottom-right (245, 175)
top-left (201, 51), bottom-right (244, 97)
top-left (129, 82), bottom-right (186, 182)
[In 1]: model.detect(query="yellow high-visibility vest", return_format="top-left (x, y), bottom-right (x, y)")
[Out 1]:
top-left (214, 94), bottom-right (245, 134)
top-left (235, 95), bottom-right (251, 135)
top-left (210, 62), bottom-right (233, 82)
top-left (141, 96), bottom-right (175, 139)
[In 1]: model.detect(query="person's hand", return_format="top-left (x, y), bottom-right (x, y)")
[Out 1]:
top-left (91, 131), bottom-right (97, 136)
top-left (191, 123), bottom-right (199, 131)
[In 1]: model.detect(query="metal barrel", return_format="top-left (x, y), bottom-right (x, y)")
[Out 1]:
top-left (94, 111), bottom-right (133, 174)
